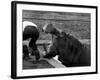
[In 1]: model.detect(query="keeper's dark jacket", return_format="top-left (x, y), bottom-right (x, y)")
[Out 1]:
top-left (44, 32), bottom-right (90, 67)
top-left (23, 21), bottom-right (40, 60)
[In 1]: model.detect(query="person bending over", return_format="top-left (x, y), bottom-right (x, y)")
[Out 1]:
top-left (23, 21), bottom-right (40, 60)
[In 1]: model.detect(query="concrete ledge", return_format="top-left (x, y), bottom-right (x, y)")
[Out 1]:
top-left (45, 58), bottom-right (66, 68)
top-left (40, 57), bottom-right (66, 68)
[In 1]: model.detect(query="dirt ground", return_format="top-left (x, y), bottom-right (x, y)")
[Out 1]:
top-left (23, 59), bottom-right (55, 69)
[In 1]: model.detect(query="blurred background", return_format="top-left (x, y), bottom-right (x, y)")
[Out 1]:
top-left (23, 10), bottom-right (91, 40)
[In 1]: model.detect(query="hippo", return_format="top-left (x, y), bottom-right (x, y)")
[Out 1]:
top-left (42, 23), bottom-right (90, 67)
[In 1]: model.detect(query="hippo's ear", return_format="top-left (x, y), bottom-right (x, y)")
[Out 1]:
top-left (42, 22), bottom-right (49, 32)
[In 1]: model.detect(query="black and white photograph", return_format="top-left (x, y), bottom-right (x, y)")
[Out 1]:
top-left (23, 10), bottom-right (91, 69)
top-left (11, 1), bottom-right (97, 79)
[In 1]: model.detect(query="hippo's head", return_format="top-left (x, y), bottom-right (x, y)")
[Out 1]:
top-left (42, 22), bottom-right (62, 37)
